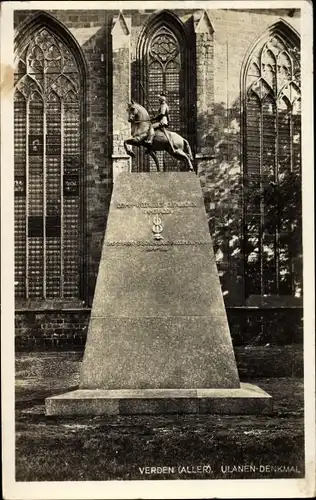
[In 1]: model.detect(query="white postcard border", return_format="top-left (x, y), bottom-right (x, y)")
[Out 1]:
top-left (1, 1), bottom-right (314, 498)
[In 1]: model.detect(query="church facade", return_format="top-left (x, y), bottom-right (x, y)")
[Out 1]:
top-left (13, 8), bottom-right (302, 348)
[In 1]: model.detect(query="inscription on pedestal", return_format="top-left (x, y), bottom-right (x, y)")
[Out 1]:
top-left (144, 208), bottom-right (172, 214)
top-left (107, 240), bottom-right (211, 246)
top-left (116, 201), bottom-right (198, 208)
top-left (152, 215), bottom-right (164, 241)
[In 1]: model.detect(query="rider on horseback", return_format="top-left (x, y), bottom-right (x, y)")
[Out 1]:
top-left (145, 93), bottom-right (170, 145)
top-left (125, 99), bottom-right (194, 172)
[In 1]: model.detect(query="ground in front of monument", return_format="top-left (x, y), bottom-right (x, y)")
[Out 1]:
top-left (15, 350), bottom-right (304, 481)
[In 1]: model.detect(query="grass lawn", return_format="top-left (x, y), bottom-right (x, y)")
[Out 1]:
top-left (15, 351), bottom-right (304, 481)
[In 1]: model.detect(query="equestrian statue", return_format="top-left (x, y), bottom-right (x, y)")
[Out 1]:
top-left (124, 93), bottom-right (194, 172)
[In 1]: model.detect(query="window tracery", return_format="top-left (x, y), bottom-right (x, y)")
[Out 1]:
top-left (135, 16), bottom-right (190, 173)
top-left (244, 30), bottom-right (301, 297)
top-left (14, 25), bottom-right (82, 301)
top-left (147, 28), bottom-right (181, 171)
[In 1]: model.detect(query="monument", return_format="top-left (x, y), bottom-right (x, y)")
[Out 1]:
top-left (46, 172), bottom-right (272, 416)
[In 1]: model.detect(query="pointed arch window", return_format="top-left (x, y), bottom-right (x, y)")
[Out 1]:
top-left (147, 27), bottom-right (181, 144)
top-left (14, 23), bottom-right (85, 302)
top-left (135, 12), bottom-right (193, 172)
top-left (244, 28), bottom-right (301, 297)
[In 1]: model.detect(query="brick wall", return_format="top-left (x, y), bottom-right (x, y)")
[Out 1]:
top-left (15, 307), bottom-right (303, 351)
top-left (15, 310), bottom-right (90, 350)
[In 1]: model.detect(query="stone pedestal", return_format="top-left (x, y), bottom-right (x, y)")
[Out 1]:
top-left (46, 173), bottom-right (272, 415)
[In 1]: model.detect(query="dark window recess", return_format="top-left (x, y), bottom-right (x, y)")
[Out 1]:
top-left (46, 134), bottom-right (61, 144)
top-left (46, 143), bottom-right (61, 155)
top-left (28, 135), bottom-right (43, 155)
top-left (46, 201), bottom-right (61, 216)
top-left (64, 155), bottom-right (79, 174)
top-left (28, 216), bottom-right (43, 237)
top-left (46, 216), bottom-right (61, 237)
top-left (46, 135), bottom-right (61, 155)
top-left (14, 175), bottom-right (26, 196)
top-left (64, 174), bottom-right (79, 196)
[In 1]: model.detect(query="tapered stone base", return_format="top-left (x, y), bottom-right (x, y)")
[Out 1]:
top-left (45, 383), bottom-right (272, 416)
top-left (45, 173), bottom-right (272, 417)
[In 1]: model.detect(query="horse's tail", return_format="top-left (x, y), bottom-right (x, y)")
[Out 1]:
top-left (183, 139), bottom-right (193, 161)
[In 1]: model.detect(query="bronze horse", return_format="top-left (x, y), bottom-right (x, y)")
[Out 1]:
top-left (124, 101), bottom-right (194, 172)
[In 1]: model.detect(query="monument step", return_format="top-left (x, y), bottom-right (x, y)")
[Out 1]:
top-left (45, 383), bottom-right (272, 416)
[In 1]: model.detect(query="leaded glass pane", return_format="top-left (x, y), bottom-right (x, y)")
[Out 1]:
top-left (245, 32), bottom-right (301, 297)
top-left (14, 26), bottom-right (82, 300)
top-left (145, 27), bottom-right (182, 172)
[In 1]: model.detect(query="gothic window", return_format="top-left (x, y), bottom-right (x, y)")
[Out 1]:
top-left (244, 29), bottom-right (301, 297)
top-left (147, 28), bottom-right (182, 171)
top-left (135, 13), bottom-right (192, 172)
top-left (148, 28), bottom-right (181, 138)
top-left (14, 24), bottom-right (84, 301)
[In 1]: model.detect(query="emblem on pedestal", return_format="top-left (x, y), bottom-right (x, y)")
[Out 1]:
top-left (152, 214), bottom-right (164, 240)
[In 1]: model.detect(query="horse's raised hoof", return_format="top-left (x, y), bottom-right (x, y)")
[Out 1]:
top-left (128, 150), bottom-right (136, 158)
